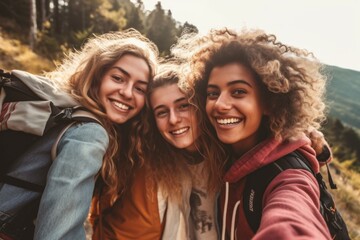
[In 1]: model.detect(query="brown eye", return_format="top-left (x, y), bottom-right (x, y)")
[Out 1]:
top-left (112, 75), bottom-right (125, 83)
top-left (135, 86), bottom-right (146, 94)
top-left (155, 110), bottom-right (168, 118)
top-left (233, 89), bottom-right (246, 95)
top-left (207, 91), bottom-right (219, 99)
top-left (179, 103), bottom-right (190, 110)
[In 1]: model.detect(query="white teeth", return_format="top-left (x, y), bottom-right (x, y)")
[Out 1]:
top-left (113, 101), bottom-right (130, 110)
top-left (171, 127), bottom-right (189, 135)
top-left (216, 118), bottom-right (241, 125)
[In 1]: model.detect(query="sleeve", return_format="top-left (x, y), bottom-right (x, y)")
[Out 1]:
top-left (34, 122), bottom-right (109, 240)
top-left (253, 169), bottom-right (332, 240)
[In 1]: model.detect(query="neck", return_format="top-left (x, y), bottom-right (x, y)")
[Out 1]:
top-left (231, 130), bottom-right (267, 159)
top-left (182, 149), bottom-right (203, 165)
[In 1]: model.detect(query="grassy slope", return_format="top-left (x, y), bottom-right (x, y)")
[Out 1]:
top-left (325, 65), bottom-right (360, 132)
top-left (0, 29), bottom-right (55, 73)
top-left (327, 159), bottom-right (360, 239)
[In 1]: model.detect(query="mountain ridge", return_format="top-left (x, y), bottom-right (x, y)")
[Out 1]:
top-left (325, 65), bottom-right (360, 133)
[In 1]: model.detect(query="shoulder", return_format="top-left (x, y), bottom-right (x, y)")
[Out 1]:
top-left (257, 168), bottom-right (330, 239)
top-left (61, 122), bottom-right (109, 147)
top-left (266, 152), bottom-right (320, 196)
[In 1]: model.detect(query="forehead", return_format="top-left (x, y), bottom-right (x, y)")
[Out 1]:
top-left (150, 84), bottom-right (186, 107)
top-left (208, 62), bottom-right (256, 85)
top-left (111, 54), bottom-right (150, 82)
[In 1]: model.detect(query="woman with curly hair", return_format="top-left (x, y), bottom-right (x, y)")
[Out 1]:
top-left (172, 28), bottom-right (332, 239)
top-left (33, 29), bottom-right (158, 240)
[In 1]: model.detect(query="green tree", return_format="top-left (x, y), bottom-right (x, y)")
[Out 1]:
top-left (145, 2), bottom-right (178, 55)
top-left (125, 0), bottom-right (145, 32)
top-left (177, 21), bottom-right (199, 36)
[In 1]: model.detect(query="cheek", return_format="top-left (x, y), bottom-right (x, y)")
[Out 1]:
top-left (98, 83), bottom-right (106, 99)
top-left (155, 118), bottom-right (168, 133)
top-left (155, 118), bottom-right (163, 130)
top-left (135, 95), bottom-right (146, 109)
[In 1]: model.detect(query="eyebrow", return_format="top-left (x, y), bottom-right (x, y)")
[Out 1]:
top-left (112, 66), bottom-right (148, 85)
top-left (153, 97), bottom-right (187, 112)
top-left (207, 79), bottom-right (252, 88)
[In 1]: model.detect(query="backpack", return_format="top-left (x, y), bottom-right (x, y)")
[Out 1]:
top-left (243, 151), bottom-right (350, 240)
top-left (0, 69), bottom-right (101, 240)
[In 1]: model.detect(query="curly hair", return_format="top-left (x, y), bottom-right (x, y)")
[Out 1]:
top-left (172, 28), bottom-right (328, 140)
top-left (46, 28), bottom-right (159, 204)
top-left (144, 61), bottom-right (227, 200)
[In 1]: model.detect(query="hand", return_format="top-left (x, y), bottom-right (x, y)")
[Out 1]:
top-left (306, 127), bottom-right (332, 163)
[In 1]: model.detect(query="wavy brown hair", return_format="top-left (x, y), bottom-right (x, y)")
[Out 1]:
top-left (172, 28), bottom-right (327, 141)
top-left (144, 62), bottom-right (227, 200)
top-left (46, 29), bottom-right (159, 204)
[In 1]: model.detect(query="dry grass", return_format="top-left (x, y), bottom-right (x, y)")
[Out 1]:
top-left (324, 159), bottom-right (360, 239)
top-left (0, 30), bottom-right (55, 74)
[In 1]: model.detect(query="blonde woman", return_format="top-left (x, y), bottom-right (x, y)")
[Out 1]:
top-left (34, 29), bottom-right (158, 240)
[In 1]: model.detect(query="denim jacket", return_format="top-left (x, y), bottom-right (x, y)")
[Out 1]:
top-left (32, 122), bottom-right (108, 240)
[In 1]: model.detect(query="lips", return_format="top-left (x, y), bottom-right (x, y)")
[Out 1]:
top-left (170, 127), bottom-right (189, 135)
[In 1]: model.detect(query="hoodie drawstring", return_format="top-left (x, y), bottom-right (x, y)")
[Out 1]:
top-left (230, 200), bottom-right (241, 240)
top-left (221, 182), bottom-right (229, 240)
top-left (222, 181), bottom-right (241, 240)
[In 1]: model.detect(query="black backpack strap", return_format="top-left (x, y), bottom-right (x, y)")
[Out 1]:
top-left (243, 151), bottom-right (312, 233)
top-left (316, 168), bottom-right (350, 239)
top-left (0, 175), bottom-right (44, 192)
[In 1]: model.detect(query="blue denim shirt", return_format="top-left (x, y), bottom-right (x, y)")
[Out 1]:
top-left (34, 122), bottom-right (109, 240)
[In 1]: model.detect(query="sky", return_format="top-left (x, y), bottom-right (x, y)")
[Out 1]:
top-left (141, 0), bottom-right (360, 72)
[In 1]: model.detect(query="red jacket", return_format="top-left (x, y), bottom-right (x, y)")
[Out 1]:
top-left (219, 136), bottom-right (332, 240)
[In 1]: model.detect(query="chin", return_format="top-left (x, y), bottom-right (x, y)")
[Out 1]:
top-left (173, 141), bottom-right (192, 150)
top-left (218, 136), bottom-right (238, 145)
top-left (175, 143), bottom-right (190, 149)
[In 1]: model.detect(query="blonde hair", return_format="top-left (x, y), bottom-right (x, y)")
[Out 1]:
top-left (47, 28), bottom-right (159, 203)
top-left (144, 61), bottom-right (227, 200)
top-left (172, 28), bottom-right (327, 140)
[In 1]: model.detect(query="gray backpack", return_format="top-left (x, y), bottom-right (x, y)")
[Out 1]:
top-left (0, 69), bottom-right (100, 239)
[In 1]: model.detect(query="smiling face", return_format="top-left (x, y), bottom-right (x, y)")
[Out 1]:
top-left (206, 62), bottom-right (266, 156)
top-left (150, 83), bottom-right (199, 151)
top-left (99, 54), bottom-right (150, 124)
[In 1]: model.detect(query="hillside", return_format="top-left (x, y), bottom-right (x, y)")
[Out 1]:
top-left (0, 29), bottom-right (55, 73)
top-left (325, 65), bottom-right (360, 132)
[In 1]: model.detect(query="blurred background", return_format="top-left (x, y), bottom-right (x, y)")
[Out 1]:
top-left (0, 0), bottom-right (359, 238)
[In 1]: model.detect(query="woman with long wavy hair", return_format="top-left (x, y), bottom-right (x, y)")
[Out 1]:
top-left (34, 28), bottom-right (158, 240)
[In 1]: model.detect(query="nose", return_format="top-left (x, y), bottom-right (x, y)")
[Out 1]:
top-left (119, 83), bottom-right (133, 99)
top-left (169, 109), bottom-right (181, 125)
top-left (214, 93), bottom-right (231, 112)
